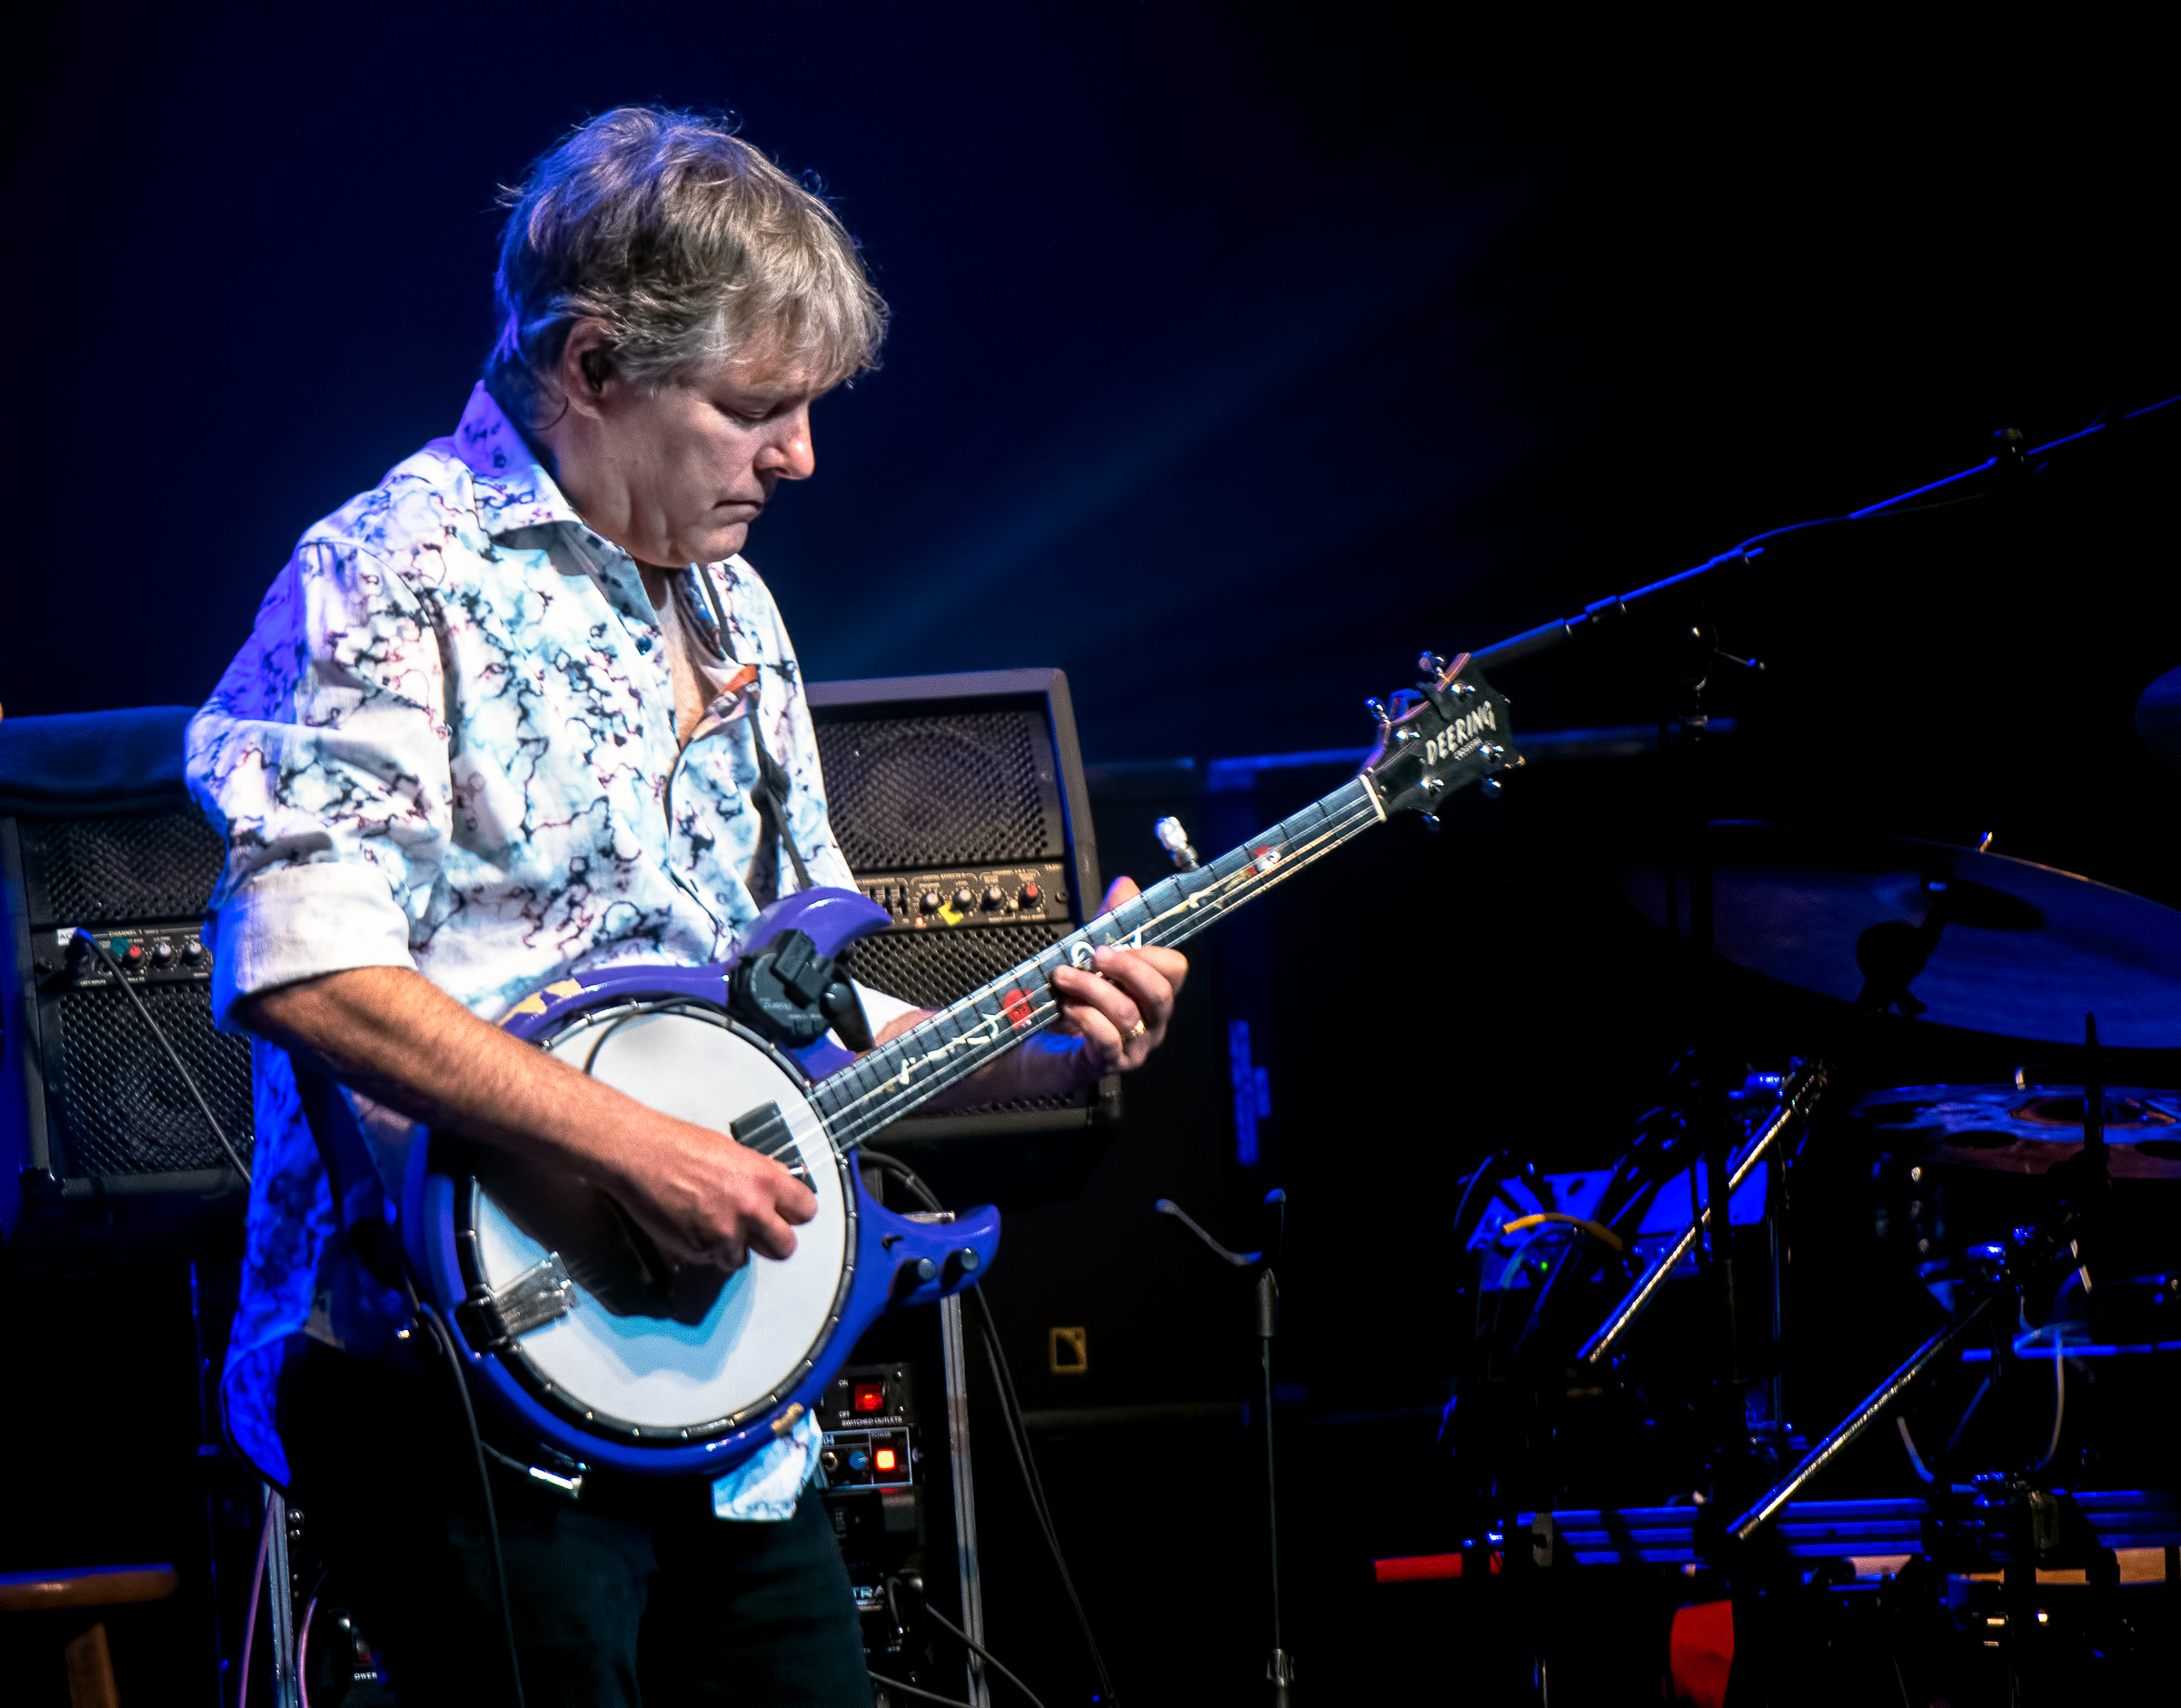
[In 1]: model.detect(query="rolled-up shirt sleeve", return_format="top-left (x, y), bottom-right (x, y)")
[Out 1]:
top-left (187, 538), bottom-right (453, 1029)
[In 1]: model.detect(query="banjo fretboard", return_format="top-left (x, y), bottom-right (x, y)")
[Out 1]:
top-left (809, 774), bottom-right (1385, 1149)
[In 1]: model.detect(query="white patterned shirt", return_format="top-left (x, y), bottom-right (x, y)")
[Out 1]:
top-left (187, 383), bottom-right (886, 1495)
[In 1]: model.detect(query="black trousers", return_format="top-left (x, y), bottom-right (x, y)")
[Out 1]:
top-left (277, 1337), bottom-right (871, 1707)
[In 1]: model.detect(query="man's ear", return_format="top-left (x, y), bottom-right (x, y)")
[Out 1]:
top-left (556, 320), bottom-right (616, 419)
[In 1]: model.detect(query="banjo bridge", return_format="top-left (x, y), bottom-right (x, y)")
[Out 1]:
top-left (732, 1100), bottom-right (814, 1189)
top-left (460, 1250), bottom-right (579, 1351)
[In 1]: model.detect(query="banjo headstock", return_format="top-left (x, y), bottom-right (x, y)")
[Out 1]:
top-left (1359, 650), bottom-right (1519, 820)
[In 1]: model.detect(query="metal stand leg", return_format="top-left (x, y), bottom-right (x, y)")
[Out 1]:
top-left (1728, 1295), bottom-right (1996, 1544)
top-left (939, 1294), bottom-right (991, 1708)
top-left (263, 1484), bottom-right (301, 1708)
top-left (1260, 1269), bottom-right (1293, 1707)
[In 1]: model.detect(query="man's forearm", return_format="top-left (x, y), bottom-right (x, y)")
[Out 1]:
top-left (236, 965), bottom-right (651, 1181)
top-left (238, 964), bottom-right (819, 1268)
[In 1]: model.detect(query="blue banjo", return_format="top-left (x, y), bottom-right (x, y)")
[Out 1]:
top-left (398, 654), bottom-right (1514, 1479)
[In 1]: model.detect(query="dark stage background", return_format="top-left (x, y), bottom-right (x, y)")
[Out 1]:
top-left (3, 6), bottom-right (2176, 1704)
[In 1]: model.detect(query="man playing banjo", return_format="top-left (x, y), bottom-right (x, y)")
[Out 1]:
top-left (187, 106), bottom-right (1186, 1703)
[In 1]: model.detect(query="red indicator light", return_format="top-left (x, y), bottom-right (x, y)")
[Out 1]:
top-left (851, 1384), bottom-right (885, 1414)
top-left (873, 1447), bottom-right (899, 1472)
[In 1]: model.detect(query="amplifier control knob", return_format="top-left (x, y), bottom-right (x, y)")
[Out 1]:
top-left (121, 942), bottom-right (144, 968)
top-left (1019, 881), bottom-right (1041, 906)
top-left (151, 941), bottom-right (174, 967)
top-left (952, 886), bottom-right (975, 910)
top-left (182, 939), bottom-right (204, 963)
top-left (982, 884), bottom-right (1006, 910)
top-left (919, 890), bottom-right (941, 915)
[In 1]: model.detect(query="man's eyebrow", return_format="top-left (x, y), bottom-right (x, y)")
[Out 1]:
top-left (721, 383), bottom-right (813, 409)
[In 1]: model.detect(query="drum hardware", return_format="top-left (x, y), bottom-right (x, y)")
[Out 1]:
top-left (1389, 409), bottom-right (2181, 1700)
top-left (1577, 1061), bottom-right (1827, 1367)
top-left (1729, 1015), bottom-right (2127, 1552)
top-left (1526, 1487), bottom-right (2179, 1568)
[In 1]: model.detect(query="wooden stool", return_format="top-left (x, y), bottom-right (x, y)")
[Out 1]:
top-left (0, 1564), bottom-right (179, 1707)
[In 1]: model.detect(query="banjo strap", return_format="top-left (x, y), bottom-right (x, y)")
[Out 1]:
top-left (752, 734), bottom-right (815, 895)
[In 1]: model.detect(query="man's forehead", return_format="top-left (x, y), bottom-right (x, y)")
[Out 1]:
top-left (702, 344), bottom-right (825, 400)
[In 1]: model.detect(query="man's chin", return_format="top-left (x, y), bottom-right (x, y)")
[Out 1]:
top-left (686, 521), bottom-right (752, 563)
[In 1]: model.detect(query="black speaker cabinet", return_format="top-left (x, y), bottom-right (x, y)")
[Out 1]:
top-left (807, 669), bottom-right (1120, 1153)
top-left (2, 801), bottom-right (251, 1266)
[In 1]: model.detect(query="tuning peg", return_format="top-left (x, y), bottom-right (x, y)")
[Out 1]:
top-left (1153, 816), bottom-right (1200, 871)
top-left (1419, 812), bottom-right (1442, 832)
top-left (1480, 778), bottom-right (1504, 799)
top-left (1364, 697), bottom-right (1390, 730)
top-left (1418, 650), bottom-right (1446, 678)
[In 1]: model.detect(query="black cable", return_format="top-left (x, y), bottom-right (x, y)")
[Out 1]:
top-left (971, 1289), bottom-right (1118, 1706)
top-left (859, 1148), bottom-right (1119, 1704)
top-left (868, 1673), bottom-right (974, 1708)
top-left (899, 1580), bottom-right (1051, 1708)
top-left (73, 930), bottom-right (252, 1185)
top-left (860, 1147), bottom-right (943, 1212)
top-left (414, 1301), bottom-right (525, 1708)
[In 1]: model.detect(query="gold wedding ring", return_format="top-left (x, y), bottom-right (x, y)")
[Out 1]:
top-left (1128, 1019), bottom-right (1148, 1040)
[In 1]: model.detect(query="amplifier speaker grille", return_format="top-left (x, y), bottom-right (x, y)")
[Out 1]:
top-left (807, 672), bottom-right (1108, 1142)
top-left (52, 982), bottom-right (254, 1177)
top-left (19, 809), bottom-right (226, 926)
top-left (816, 710), bottom-right (1056, 871)
top-left (847, 921), bottom-right (1063, 1014)
top-left (5, 795), bottom-right (248, 1263)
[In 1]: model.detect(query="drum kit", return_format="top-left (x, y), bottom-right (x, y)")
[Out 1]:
top-left (1445, 668), bottom-right (2181, 1696)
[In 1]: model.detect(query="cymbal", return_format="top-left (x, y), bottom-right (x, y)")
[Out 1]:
top-left (1846, 1084), bottom-right (2181, 1179)
top-left (1621, 823), bottom-right (2181, 1048)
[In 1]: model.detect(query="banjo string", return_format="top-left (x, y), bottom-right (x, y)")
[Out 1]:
top-left (815, 786), bottom-right (1384, 1148)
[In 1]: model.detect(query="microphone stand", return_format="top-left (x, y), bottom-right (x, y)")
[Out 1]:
top-left (1155, 1189), bottom-right (1295, 1706)
top-left (1460, 397), bottom-right (2175, 680)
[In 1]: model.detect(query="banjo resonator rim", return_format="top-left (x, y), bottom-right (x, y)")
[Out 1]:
top-left (449, 998), bottom-right (862, 1448)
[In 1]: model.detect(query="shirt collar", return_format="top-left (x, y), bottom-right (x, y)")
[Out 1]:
top-left (451, 382), bottom-right (587, 537)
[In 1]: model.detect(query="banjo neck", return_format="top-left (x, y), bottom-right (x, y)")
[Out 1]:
top-left (809, 774), bottom-right (1386, 1151)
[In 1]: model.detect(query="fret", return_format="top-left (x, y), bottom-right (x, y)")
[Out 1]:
top-left (810, 774), bottom-right (1383, 1150)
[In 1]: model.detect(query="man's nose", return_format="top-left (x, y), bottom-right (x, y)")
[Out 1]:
top-left (759, 409), bottom-right (816, 482)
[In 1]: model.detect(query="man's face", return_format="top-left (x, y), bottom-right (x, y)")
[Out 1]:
top-left (561, 342), bottom-right (823, 569)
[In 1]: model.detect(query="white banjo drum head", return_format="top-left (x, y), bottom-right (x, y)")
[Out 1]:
top-left (466, 1007), bottom-right (850, 1436)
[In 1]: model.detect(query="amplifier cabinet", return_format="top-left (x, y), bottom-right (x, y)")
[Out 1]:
top-left (808, 669), bottom-right (1119, 1143)
top-left (2, 807), bottom-right (250, 1265)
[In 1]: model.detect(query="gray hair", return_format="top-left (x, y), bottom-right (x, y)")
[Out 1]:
top-left (485, 107), bottom-right (886, 423)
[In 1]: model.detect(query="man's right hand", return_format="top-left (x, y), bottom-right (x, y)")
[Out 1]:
top-left (603, 1108), bottom-right (818, 1270)
top-left (239, 965), bottom-right (818, 1273)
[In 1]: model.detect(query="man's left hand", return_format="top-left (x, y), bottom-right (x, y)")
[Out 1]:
top-left (1048, 877), bottom-right (1189, 1077)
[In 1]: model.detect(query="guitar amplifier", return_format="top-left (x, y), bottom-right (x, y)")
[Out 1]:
top-left (807, 669), bottom-right (1120, 1145)
top-left (0, 709), bottom-right (251, 1265)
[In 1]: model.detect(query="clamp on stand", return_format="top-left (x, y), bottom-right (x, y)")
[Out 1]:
top-left (1156, 1189), bottom-right (1296, 1705)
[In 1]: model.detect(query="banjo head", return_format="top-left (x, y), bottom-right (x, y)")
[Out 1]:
top-left (456, 1001), bottom-right (853, 1443)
